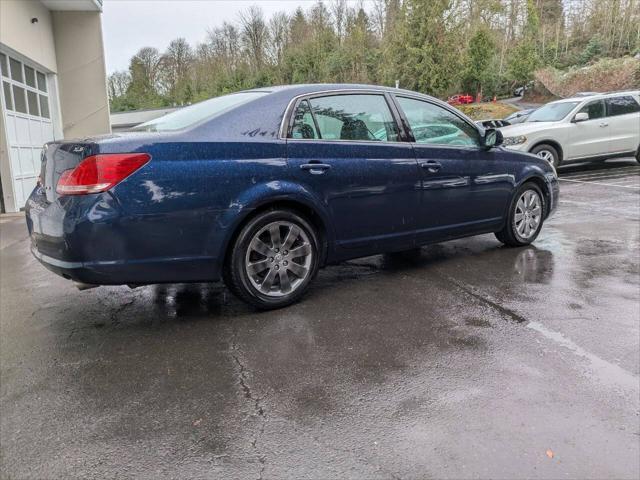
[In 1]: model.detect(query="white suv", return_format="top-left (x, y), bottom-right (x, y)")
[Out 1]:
top-left (499, 91), bottom-right (640, 167)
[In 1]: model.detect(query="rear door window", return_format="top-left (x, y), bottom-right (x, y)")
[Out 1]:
top-left (577, 100), bottom-right (604, 120)
top-left (605, 96), bottom-right (640, 116)
top-left (290, 94), bottom-right (399, 142)
top-left (290, 100), bottom-right (319, 139)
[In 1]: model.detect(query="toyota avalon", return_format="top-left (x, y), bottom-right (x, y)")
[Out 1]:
top-left (26, 84), bottom-right (559, 309)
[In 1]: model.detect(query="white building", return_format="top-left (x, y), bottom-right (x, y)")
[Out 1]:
top-left (0, 0), bottom-right (111, 213)
top-left (110, 107), bottom-right (181, 132)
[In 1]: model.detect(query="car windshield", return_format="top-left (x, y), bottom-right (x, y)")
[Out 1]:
top-left (527, 102), bottom-right (579, 122)
top-left (504, 109), bottom-right (532, 121)
top-left (132, 91), bottom-right (269, 131)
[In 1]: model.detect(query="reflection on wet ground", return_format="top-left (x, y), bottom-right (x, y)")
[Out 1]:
top-left (1, 159), bottom-right (639, 479)
top-left (153, 283), bottom-right (227, 319)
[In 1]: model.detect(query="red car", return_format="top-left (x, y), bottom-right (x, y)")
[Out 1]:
top-left (447, 94), bottom-right (474, 105)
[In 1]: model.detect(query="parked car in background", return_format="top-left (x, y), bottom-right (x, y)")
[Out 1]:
top-left (499, 91), bottom-right (640, 167)
top-left (447, 94), bottom-right (474, 105)
top-left (514, 81), bottom-right (534, 97)
top-left (503, 108), bottom-right (537, 125)
top-left (26, 84), bottom-right (558, 309)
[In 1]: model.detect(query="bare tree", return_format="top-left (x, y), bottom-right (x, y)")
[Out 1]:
top-left (239, 6), bottom-right (269, 71)
top-left (129, 47), bottom-right (163, 91)
top-left (107, 70), bottom-right (130, 100)
top-left (331, 0), bottom-right (348, 42)
top-left (160, 38), bottom-right (194, 100)
top-left (268, 11), bottom-right (290, 65)
top-left (207, 22), bottom-right (242, 73)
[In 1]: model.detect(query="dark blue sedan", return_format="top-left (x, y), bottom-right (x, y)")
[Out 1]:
top-left (26, 84), bottom-right (559, 309)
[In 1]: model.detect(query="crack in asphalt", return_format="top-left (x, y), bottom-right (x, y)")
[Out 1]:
top-left (343, 258), bottom-right (528, 325)
top-left (229, 322), bottom-right (402, 480)
top-left (109, 297), bottom-right (136, 325)
top-left (434, 271), bottom-right (528, 323)
top-left (92, 292), bottom-right (136, 327)
top-left (230, 328), bottom-right (267, 480)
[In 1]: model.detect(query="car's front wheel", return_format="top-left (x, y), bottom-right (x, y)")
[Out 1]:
top-left (495, 183), bottom-right (546, 247)
top-left (531, 144), bottom-right (560, 168)
top-left (224, 209), bottom-right (320, 309)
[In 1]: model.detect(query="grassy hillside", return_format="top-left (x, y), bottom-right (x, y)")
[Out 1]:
top-left (457, 102), bottom-right (519, 120)
top-left (535, 57), bottom-right (640, 98)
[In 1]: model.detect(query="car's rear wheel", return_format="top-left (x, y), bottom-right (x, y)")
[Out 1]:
top-left (495, 183), bottom-right (546, 247)
top-left (531, 144), bottom-right (560, 168)
top-left (224, 209), bottom-right (320, 309)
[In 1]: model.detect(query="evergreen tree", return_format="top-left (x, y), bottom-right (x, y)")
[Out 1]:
top-left (107, 0), bottom-right (640, 113)
top-left (463, 28), bottom-right (497, 98)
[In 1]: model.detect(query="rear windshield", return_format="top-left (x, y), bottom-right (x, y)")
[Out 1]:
top-left (132, 91), bottom-right (269, 131)
top-left (527, 102), bottom-right (579, 122)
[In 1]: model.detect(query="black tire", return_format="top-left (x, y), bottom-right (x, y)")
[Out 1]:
top-left (530, 144), bottom-right (560, 168)
top-left (635, 146), bottom-right (639, 163)
top-left (223, 209), bottom-right (320, 310)
top-left (495, 182), bottom-right (546, 247)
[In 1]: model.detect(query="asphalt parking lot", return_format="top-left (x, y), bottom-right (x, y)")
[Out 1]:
top-left (1, 159), bottom-right (639, 479)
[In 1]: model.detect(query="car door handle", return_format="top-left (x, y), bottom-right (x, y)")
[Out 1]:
top-left (599, 122), bottom-right (609, 127)
top-left (420, 160), bottom-right (442, 173)
top-left (300, 162), bottom-right (332, 174)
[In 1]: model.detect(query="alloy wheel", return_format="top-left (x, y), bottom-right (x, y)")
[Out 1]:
top-left (513, 190), bottom-right (542, 240)
top-left (244, 221), bottom-right (313, 297)
top-left (536, 149), bottom-right (555, 165)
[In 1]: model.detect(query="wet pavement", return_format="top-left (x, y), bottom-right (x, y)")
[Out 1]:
top-left (1, 159), bottom-right (639, 479)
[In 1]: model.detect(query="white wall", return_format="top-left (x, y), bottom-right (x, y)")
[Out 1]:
top-left (52, 11), bottom-right (111, 138)
top-left (0, 1), bottom-right (57, 73)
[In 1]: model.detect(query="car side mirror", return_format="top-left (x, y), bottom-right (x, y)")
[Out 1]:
top-left (483, 128), bottom-right (503, 149)
top-left (573, 112), bottom-right (589, 122)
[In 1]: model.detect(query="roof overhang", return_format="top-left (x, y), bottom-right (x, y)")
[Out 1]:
top-left (40, 0), bottom-right (102, 12)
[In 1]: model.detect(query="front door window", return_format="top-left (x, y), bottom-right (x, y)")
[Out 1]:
top-left (396, 96), bottom-right (480, 147)
top-left (577, 100), bottom-right (605, 120)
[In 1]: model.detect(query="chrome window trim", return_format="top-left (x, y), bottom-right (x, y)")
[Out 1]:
top-left (286, 138), bottom-right (414, 147)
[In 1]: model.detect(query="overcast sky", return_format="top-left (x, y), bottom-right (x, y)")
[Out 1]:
top-left (102, 0), bottom-right (374, 74)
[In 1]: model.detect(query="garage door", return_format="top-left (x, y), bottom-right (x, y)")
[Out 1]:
top-left (1, 51), bottom-right (55, 210)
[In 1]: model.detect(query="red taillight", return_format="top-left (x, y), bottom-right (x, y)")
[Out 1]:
top-left (56, 153), bottom-right (150, 195)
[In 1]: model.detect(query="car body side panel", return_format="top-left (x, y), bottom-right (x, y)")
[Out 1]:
top-left (286, 140), bottom-right (421, 259)
top-left (567, 118), bottom-right (611, 158)
top-left (410, 146), bottom-right (515, 242)
top-left (608, 112), bottom-right (640, 154)
top-left (213, 180), bottom-right (336, 265)
top-left (110, 141), bottom-right (288, 260)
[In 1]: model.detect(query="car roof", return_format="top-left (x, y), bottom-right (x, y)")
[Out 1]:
top-left (169, 83), bottom-right (477, 141)
top-left (549, 90), bottom-right (640, 104)
top-left (242, 83), bottom-right (430, 98)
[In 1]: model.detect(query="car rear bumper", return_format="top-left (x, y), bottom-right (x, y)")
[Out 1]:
top-left (26, 188), bottom-right (223, 286)
top-left (30, 243), bottom-right (219, 286)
